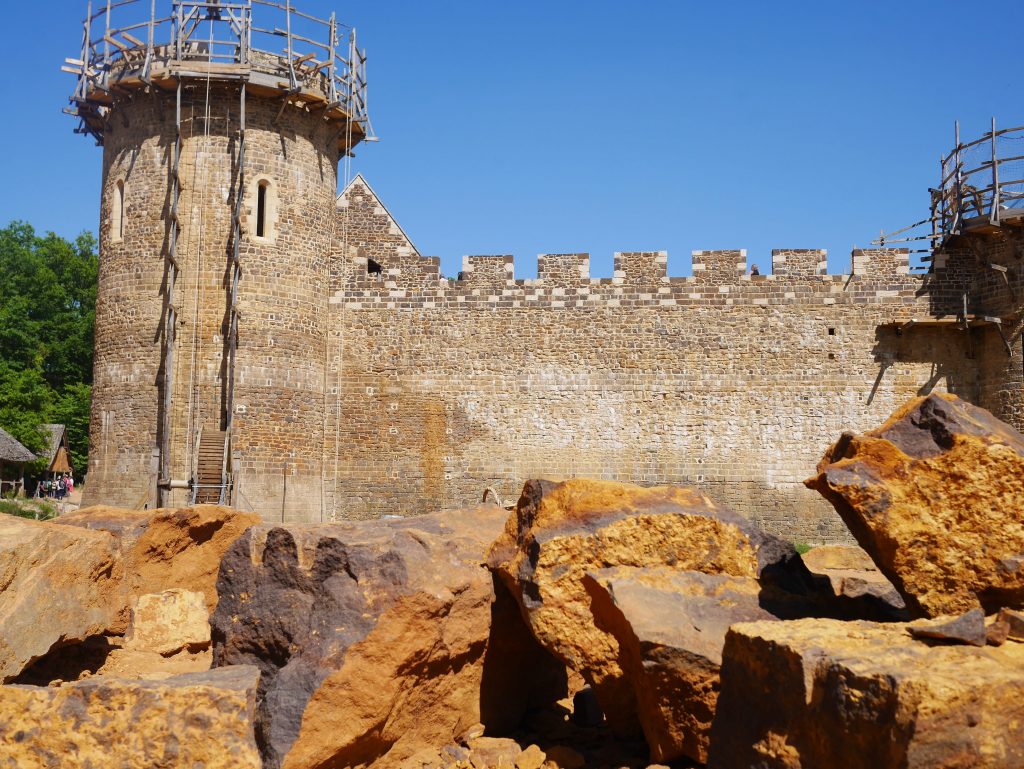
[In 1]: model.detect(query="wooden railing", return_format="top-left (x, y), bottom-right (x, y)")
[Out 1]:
top-left (876, 120), bottom-right (1024, 257)
top-left (64, 0), bottom-right (369, 143)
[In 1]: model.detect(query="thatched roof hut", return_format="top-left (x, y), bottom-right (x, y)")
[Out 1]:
top-left (0, 427), bottom-right (36, 497)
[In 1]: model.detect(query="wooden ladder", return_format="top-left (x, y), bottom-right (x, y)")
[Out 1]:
top-left (193, 428), bottom-right (228, 504)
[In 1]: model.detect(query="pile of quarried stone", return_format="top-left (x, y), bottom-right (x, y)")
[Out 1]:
top-left (2, 393), bottom-right (1024, 769)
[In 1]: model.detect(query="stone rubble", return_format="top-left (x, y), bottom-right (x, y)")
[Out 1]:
top-left (211, 504), bottom-right (534, 769)
top-left (0, 666), bottom-right (262, 769)
top-left (487, 477), bottom-right (806, 738)
top-left (907, 607), bottom-right (987, 647)
top-left (5, 394), bottom-right (1024, 768)
top-left (583, 566), bottom-right (776, 764)
top-left (0, 515), bottom-right (120, 683)
top-left (707, 618), bottom-right (1024, 769)
top-left (807, 393), bottom-right (1024, 618)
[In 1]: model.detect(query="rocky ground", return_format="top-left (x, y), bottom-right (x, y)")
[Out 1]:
top-left (1, 393), bottom-right (1023, 768)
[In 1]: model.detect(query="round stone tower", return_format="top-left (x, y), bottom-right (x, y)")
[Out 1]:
top-left (67, 0), bottom-right (368, 518)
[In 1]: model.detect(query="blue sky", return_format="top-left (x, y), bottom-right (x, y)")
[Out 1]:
top-left (1, 1), bottom-right (1021, 278)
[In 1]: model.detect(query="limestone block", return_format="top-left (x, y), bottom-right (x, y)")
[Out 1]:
top-left (124, 588), bottom-right (210, 656)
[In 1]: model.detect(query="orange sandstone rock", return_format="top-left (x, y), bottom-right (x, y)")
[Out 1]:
top-left (799, 544), bottom-right (906, 618)
top-left (807, 394), bottom-right (1024, 617)
top-left (487, 478), bottom-right (805, 738)
top-left (0, 516), bottom-right (120, 682)
top-left (584, 567), bottom-right (776, 764)
top-left (0, 666), bottom-right (261, 769)
top-left (212, 505), bottom-right (513, 769)
top-left (1, 505), bottom-right (255, 683)
top-left (708, 618), bottom-right (1024, 769)
top-left (58, 504), bottom-right (260, 619)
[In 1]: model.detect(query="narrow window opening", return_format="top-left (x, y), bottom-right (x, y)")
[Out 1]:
top-left (118, 181), bottom-right (125, 239)
top-left (115, 180), bottom-right (125, 240)
top-left (367, 258), bottom-right (382, 275)
top-left (828, 327), bottom-right (836, 336)
top-left (256, 182), bottom-right (268, 238)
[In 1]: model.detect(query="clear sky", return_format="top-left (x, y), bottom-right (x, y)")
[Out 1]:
top-left (1, 1), bottom-right (1021, 278)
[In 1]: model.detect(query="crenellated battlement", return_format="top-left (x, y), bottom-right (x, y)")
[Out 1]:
top-left (851, 248), bottom-right (911, 279)
top-left (538, 253), bottom-right (590, 285)
top-left (771, 249), bottom-right (828, 278)
top-left (333, 177), bottom-right (920, 312)
top-left (332, 244), bottom-right (920, 312)
top-left (692, 250), bottom-right (746, 284)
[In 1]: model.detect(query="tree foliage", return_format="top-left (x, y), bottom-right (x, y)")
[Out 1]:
top-left (0, 222), bottom-right (97, 474)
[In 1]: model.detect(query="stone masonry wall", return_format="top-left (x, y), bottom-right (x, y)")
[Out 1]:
top-left (322, 178), bottom-right (988, 542)
top-left (85, 94), bottom-right (174, 509)
top-left (228, 92), bottom-right (338, 523)
top-left (85, 144), bottom-right (1024, 539)
top-left (83, 85), bottom-right (338, 520)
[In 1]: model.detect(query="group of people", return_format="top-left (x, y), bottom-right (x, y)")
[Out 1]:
top-left (36, 474), bottom-right (74, 500)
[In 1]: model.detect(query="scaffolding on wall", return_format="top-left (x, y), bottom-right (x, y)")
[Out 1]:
top-left (63, 0), bottom-right (370, 153)
top-left (876, 120), bottom-right (1024, 257)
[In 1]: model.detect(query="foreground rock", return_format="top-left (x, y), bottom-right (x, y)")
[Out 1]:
top-left (479, 578), bottom-right (570, 736)
top-left (799, 544), bottom-right (907, 619)
top-left (807, 394), bottom-right (1024, 617)
top-left (0, 515), bottom-right (120, 682)
top-left (487, 478), bottom-right (807, 737)
top-left (708, 618), bottom-right (1024, 769)
top-left (584, 567), bottom-right (776, 764)
top-left (212, 505), bottom-right (528, 769)
top-left (1, 505), bottom-right (256, 684)
top-left (907, 608), bottom-right (987, 647)
top-left (0, 666), bottom-right (261, 768)
top-left (58, 504), bottom-right (260, 619)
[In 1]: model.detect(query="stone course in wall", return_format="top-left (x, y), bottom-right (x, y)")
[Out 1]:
top-left (317, 177), bottom-right (1021, 543)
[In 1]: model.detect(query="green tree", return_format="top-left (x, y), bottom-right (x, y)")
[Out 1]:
top-left (0, 361), bottom-right (50, 455)
top-left (0, 222), bottom-right (97, 474)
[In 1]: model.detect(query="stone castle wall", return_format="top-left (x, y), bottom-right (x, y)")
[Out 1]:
top-left (83, 85), bottom-right (338, 520)
top-left (322, 178), bottom-right (1003, 542)
top-left (87, 94), bottom-right (175, 510)
top-left (85, 138), bottom-right (1024, 541)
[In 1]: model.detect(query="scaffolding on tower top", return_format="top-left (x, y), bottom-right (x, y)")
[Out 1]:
top-left (875, 119), bottom-right (1024, 260)
top-left (63, 0), bottom-right (371, 153)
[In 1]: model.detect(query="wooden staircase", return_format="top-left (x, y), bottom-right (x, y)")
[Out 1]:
top-left (193, 428), bottom-right (228, 504)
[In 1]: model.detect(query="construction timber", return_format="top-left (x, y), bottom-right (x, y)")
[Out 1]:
top-left (877, 120), bottom-right (1024, 256)
top-left (64, 0), bottom-right (370, 154)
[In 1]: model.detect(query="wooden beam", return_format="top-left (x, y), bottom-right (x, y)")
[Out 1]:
top-left (104, 33), bottom-right (130, 53)
top-left (120, 31), bottom-right (145, 48)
